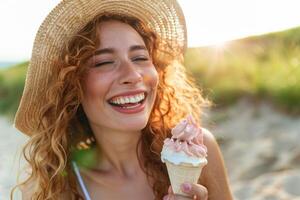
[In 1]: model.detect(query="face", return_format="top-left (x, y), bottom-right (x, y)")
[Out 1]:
top-left (81, 20), bottom-right (159, 134)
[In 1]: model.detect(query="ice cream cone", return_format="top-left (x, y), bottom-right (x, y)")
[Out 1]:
top-left (161, 115), bottom-right (208, 196)
top-left (166, 159), bottom-right (207, 196)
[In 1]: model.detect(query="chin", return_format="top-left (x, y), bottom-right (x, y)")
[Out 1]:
top-left (117, 116), bottom-right (149, 132)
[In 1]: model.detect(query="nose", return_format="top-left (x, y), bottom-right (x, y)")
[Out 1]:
top-left (119, 61), bottom-right (143, 85)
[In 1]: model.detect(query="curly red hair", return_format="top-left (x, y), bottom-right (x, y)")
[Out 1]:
top-left (11, 14), bottom-right (209, 200)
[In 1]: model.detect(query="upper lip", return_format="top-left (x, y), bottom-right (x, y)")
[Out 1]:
top-left (108, 90), bottom-right (147, 100)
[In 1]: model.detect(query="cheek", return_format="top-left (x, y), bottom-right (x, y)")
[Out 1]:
top-left (83, 74), bottom-right (101, 99)
top-left (82, 72), bottom-right (111, 103)
top-left (144, 67), bottom-right (159, 89)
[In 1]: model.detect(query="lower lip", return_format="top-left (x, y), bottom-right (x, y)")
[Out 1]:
top-left (110, 100), bottom-right (146, 114)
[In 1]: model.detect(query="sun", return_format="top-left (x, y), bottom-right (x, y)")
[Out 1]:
top-left (211, 41), bottom-right (229, 50)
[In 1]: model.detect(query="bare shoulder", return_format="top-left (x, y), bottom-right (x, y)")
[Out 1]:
top-left (201, 127), bottom-right (216, 144)
top-left (200, 127), bottom-right (225, 173)
top-left (200, 127), bottom-right (234, 200)
top-left (201, 128), bottom-right (224, 168)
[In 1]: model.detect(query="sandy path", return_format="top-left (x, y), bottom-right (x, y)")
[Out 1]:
top-left (204, 99), bottom-right (300, 199)
top-left (0, 117), bottom-right (28, 200)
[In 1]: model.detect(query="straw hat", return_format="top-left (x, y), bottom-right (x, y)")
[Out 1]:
top-left (14, 0), bottom-right (187, 135)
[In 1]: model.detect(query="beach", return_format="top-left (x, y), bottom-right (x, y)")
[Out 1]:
top-left (204, 99), bottom-right (300, 200)
top-left (0, 117), bottom-right (27, 200)
top-left (1, 99), bottom-right (300, 199)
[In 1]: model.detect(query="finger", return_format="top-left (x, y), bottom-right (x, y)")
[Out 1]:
top-left (180, 182), bottom-right (208, 200)
top-left (168, 185), bottom-right (174, 194)
top-left (163, 194), bottom-right (175, 200)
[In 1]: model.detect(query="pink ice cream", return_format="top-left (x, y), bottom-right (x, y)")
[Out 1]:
top-left (161, 115), bottom-right (207, 165)
top-left (161, 115), bottom-right (208, 196)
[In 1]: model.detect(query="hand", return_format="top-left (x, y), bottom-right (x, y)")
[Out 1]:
top-left (163, 183), bottom-right (208, 200)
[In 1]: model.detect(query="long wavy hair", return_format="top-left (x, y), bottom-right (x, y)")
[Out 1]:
top-left (11, 14), bottom-right (209, 200)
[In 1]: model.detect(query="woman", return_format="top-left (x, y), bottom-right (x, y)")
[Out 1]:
top-left (12, 0), bottom-right (233, 199)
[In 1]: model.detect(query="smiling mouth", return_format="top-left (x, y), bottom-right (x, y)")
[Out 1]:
top-left (108, 92), bottom-right (147, 108)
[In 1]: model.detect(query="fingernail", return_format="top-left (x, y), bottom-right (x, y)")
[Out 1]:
top-left (181, 182), bottom-right (192, 192)
top-left (163, 195), bottom-right (169, 200)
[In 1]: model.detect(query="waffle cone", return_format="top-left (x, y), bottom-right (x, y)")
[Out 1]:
top-left (165, 159), bottom-right (207, 196)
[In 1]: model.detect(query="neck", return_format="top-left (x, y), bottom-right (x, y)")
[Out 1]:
top-left (91, 126), bottom-right (143, 178)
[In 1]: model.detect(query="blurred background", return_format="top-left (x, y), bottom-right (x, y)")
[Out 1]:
top-left (1, 0), bottom-right (300, 199)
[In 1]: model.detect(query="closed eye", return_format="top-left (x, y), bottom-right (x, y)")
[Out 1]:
top-left (95, 61), bottom-right (114, 67)
top-left (132, 57), bottom-right (149, 62)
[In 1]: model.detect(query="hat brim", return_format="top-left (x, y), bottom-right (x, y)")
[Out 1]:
top-left (14, 0), bottom-right (187, 135)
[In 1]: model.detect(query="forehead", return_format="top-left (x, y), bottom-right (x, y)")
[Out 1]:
top-left (96, 20), bottom-right (146, 48)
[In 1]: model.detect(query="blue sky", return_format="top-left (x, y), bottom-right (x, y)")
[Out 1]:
top-left (1, 0), bottom-right (300, 61)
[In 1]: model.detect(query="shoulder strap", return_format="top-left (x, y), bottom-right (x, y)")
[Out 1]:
top-left (71, 161), bottom-right (92, 200)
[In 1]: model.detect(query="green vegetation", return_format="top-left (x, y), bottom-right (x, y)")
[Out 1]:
top-left (1, 27), bottom-right (300, 117)
top-left (0, 62), bottom-right (28, 118)
top-left (71, 147), bottom-right (98, 168)
top-left (184, 27), bottom-right (300, 114)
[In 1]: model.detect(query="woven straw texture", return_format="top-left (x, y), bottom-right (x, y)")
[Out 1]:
top-left (166, 160), bottom-right (207, 196)
top-left (14, 0), bottom-right (187, 135)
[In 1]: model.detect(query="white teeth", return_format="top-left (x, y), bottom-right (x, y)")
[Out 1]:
top-left (110, 93), bottom-right (145, 105)
top-left (126, 97), bottom-right (130, 103)
top-left (129, 96), bottom-right (135, 103)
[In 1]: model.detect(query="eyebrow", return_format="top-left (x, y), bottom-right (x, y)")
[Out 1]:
top-left (94, 45), bottom-right (147, 55)
top-left (129, 45), bottom-right (147, 52)
top-left (94, 48), bottom-right (114, 55)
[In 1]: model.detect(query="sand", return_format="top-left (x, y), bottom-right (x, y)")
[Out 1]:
top-left (0, 117), bottom-right (27, 200)
top-left (203, 99), bottom-right (300, 200)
